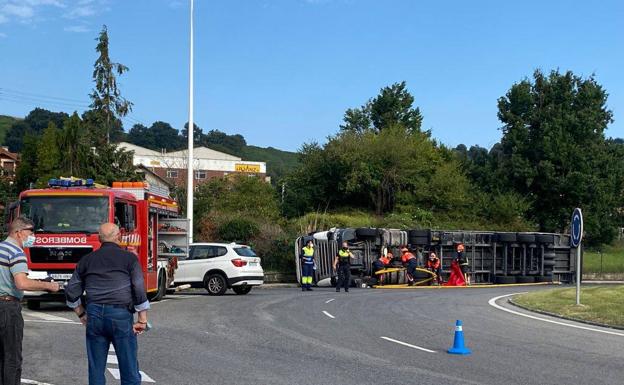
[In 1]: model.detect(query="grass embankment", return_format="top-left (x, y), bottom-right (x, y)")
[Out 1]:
top-left (514, 286), bottom-right (624, 328)
top-left (584, 242), bottom-right (624, 274)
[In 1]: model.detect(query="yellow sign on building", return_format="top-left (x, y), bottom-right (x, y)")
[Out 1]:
top-left (235, 163), bottom-right (261, 173)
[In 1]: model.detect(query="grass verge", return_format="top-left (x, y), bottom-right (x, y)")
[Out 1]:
top-left (584, 243), bottom-right (624, 274)
top-left (514, 286), bottom-right (624, 328)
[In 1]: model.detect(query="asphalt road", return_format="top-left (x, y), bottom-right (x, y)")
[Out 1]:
top-left (20, 285), bottom-right (624, 385)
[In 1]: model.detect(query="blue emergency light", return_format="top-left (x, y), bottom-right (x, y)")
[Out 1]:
top-left (48, 178), bottom-right (96, 188)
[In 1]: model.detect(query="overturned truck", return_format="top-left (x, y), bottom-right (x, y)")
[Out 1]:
top-left (295, 229), bottom-right (577, 286)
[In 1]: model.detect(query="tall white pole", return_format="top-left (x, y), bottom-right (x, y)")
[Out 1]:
top-left (186, 0), bottom-right (194, 243)
top-left (576, 244), bottom-right (581, 305)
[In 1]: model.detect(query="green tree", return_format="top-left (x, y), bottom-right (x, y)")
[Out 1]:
top-left (89, 25), bottom-right (133, 145)
top-left (195, 175), bottom-right (280, 220)
top-left (85, 144), bottom-right (137, 185)
top-left (201, 129), bottom-right (246, 155)
top-left (14, 134), bottom-right (40, 191)
top-left (497, 69), bottom-right (616, 244)
top-left (127, 121), bottom-right (185, 151)
top-left (4, 108), bottom-right (68, 152)
top-left (60, 112), bottom-right (89, 176)
top-left (286, 83), bottom-right (464, 216)
top-left (36, 122), bottom-right (62, 183)
top-left (341, 81), bottom-right (424, 134)
top-left (181, 122), bottom-right (203, 146)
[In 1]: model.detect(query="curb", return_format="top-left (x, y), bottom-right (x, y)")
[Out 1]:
top-left (374, 282), bottom-right (559, 290)
top-left (508, 297), bottom-right (624, 331)
top-left (582, 281), bottom-right (624, 284)
top-left (256, 283), bottom-right (299, 289)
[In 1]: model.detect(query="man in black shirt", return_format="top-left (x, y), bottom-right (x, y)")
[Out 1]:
top-left (66, 223), bottom-right (149, 385)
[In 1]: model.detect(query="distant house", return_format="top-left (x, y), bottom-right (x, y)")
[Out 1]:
top-left (0, 146), bottom-right (19, 178)
top-left (117, 142), bottom-right (268, 188)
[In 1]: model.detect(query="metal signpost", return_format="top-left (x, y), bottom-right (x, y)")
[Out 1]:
top-left (570, 208), bottom-right (583, 305)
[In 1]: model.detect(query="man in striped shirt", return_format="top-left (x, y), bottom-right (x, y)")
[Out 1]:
top-left (0, 217), bottom-right (60, 385)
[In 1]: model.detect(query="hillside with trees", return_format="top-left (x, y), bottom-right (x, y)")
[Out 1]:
top-left (0, 115), bottom-right (19, 144)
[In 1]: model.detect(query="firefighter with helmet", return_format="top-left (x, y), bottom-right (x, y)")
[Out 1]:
top-left (401, 247), bottom-right (418, 286)
top-left (455, 243), bottom-right (470, 285)
top-left (426, 251), bottom-right (443, 285)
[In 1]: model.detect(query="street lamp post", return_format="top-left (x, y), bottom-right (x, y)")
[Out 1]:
top-left (186, 0), bottom-right (194, 243)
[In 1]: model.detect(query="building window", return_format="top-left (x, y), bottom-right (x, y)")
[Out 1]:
top-left (166, 170), bottom-right (178, 179)
top-left (195, 170), bottom-right (207, 180)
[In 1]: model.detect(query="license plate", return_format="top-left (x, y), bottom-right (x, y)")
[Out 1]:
top-left (249, 262), bottom-right (257, 266)
top-left (50, 274), bottom-right (73, 280)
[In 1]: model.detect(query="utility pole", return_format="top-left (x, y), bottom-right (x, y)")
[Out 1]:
top-left (186, 0), bottom-right (194, 243)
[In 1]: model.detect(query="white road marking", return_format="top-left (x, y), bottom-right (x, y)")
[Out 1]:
top-left (107, 368), bottom-right (155, 382)
top-left (23, 319), bottom-right (81, 325)
top-left (488, 293), bottom-right (624, 337)
top-left (322, 311), bottom-right (335, 319)
top-left (380, 336), bottom-right (436, 353)
top-left (21, 380), bottom-right (56, 385)
top-left (107, 355), bottom-right (118, 364)
top-left (325, 298), bottom-right (335, 304)
top-left (22, 311), bottom-right (74, 322)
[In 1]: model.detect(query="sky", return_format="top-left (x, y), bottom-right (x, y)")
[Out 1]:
top-left (0, 0), bottom-right (622, 152)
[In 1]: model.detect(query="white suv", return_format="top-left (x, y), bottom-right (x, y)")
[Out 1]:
top-left (174, 243), bottom-right (264, 295)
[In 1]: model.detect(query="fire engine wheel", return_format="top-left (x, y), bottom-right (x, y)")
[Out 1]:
top-left (151, 272), bottom-right (167, 301)
top-left (232, 285), bottom-right (252, 295)
top-left (205, 274), bottom-right (227, 296)
top-left (26, 300), bottom-right (41, 310)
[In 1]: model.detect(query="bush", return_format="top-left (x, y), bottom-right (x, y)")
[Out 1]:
top-left (217, 218), bottom-right (259, 243)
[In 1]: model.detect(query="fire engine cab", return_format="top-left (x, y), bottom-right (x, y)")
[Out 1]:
top-left (7, 177), bottom-right (189, 310)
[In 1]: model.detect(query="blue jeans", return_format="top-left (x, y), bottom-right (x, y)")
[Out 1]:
top-left (86, 304), bottom-right (141, 385)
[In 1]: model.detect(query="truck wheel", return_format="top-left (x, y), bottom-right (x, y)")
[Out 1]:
top-left (495, 233), bottom-right (517, 243)
top-left (205, 274), bottom-right (227, 296)
top-left (356, 228), bottom-right (378, 238)
top-left (233, 286), bottom-right (252, 295)
top-left (495, 276), bottom-right (517, 284)
top-left (516, 275), bottom-right (536, 283)
top-left (151, 272), bottom-right (167, 301)
top-left (26, 300), bottom-right (41, 310)
top-left (517, 233), bottom-right (536, 243)
top-left (535, 234), bottom-right (555, 244)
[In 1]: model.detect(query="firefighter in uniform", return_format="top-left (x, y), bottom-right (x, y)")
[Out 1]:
top-left (300, 240), bottom-right (315, 291)
top-left (426, 252), bottom-right (443, 285)
top-left (456, 244), bottom-right (470, 285)
top-left (401, 247), bottom-right (418, 286)
top-left (333, 242), bottom-right (354, 293)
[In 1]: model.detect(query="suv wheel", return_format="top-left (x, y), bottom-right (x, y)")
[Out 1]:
top-left (205, 274), bottom-right (227, 296)
top-left (232, 285), bottom-right (252, 295)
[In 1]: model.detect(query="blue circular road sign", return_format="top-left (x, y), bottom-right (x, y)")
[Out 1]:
top-left (570, 208), bottom-right (583, 248)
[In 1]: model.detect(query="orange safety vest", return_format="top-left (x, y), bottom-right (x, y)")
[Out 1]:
top-left (401, 252), bottom-right (415, 264)
top-left (427, 257), bottom-right (440, 270)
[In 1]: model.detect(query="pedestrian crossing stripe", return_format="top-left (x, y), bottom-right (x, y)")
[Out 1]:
top-left (107, 368), bottom-right (155, 383)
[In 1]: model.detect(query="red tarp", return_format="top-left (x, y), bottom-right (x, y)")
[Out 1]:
top-left (443, 260), bottom-right (466, 286)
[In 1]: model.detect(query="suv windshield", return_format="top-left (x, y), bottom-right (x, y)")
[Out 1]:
top-left (20, 196), bottom-right (109, 234)
top-left (234, 247), bottom-right (257, 257)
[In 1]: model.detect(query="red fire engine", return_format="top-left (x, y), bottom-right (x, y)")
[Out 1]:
top-left (7, 177), bottom-right (189, 309)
